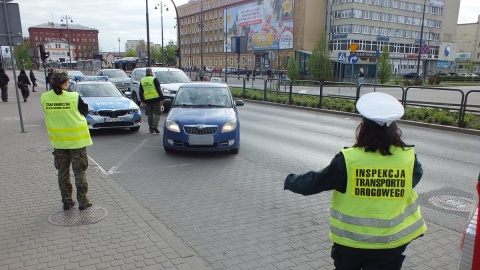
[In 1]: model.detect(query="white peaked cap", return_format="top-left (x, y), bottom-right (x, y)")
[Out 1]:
top-left (356, 92), bottom-right (404, 126)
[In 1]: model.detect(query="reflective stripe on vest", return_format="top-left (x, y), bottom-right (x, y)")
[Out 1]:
top-left (141, 76), bottom-right (159, 100)
top-left (41, 90), bottom-right (92, 149)
top-left (330, 147), bottom-right (427, 249)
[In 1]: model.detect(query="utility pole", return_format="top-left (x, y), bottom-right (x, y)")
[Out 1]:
top-left (146, 0), bottom-right (151, 66)
top-left (416, 0), bottom-right (427, 78)
top-left (199, 0), bottom-right (204, 80)
top-left (61, 15), bottom-right (73, 67)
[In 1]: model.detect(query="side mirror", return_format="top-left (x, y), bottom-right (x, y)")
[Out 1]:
top-left (163, 99), bottom-right (172, 107)
top-left (235, 100), bottom-right (244, 106)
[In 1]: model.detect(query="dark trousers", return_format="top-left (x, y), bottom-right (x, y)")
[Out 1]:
top-left (331, 243), bottom-right (408, 270)
top-left (0, 85), bottom-right (7, 101)
top-left (20, 86), bottom-right (29, 100)
top-left (53, 148), bottom-right (90, 205)
top-left (145, 101), bottom-right (161, 129)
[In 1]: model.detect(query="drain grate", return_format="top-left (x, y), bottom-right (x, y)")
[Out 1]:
top-left (428, 195), bottom-right (473, 212)
top-left (48, 206), bottom-right (108, 226)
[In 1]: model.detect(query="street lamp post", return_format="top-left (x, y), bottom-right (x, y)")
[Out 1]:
top-left (118, 37), bottom-right (120, 55)
top-left (169, 0), bottom-right (181, 69)
top-left (155, 1), bottom-right (166, 65)
top-left (416, 0), bottom-right (427, 78)
top-left (199, 0), bottom-right (204, 80)
top-left (61, 15), bottom-right (73, 67)
top-left (146, 0), bottom-right (151, 66)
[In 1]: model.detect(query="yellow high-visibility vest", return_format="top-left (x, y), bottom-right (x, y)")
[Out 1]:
top-left (141, 76), bottom-right (159, 100)
top-left (330, 146), bottom-right (427, 249)
top-left (41, 90), bottom-right (92, 149)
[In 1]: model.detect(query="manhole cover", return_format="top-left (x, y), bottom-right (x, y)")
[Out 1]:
top-left (428, 195), bottom-right (473, 212)
top-left (48, 206), bottom-right (108, 226)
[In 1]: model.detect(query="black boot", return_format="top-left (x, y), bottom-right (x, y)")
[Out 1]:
top-left (79, 202), bottom-right (93, 211)
top-left (63, 201), bottom-right (76, 210)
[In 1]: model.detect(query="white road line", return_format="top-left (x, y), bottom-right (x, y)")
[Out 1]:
top-left (88, 156), bottom-right (109, 175)
top-left (108, 138), bottom-right (149, 174)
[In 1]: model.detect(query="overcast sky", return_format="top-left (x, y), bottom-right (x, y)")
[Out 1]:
top-left (10, 0), bottom-right (480, 53)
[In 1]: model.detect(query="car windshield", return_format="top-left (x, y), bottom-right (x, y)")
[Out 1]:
top-left (174, 87), bottom-right (232, 108)
top-left (77, 83), bottom-right (123, 97)
top-left (102, 70), bottom-right (128, 78)
top-left (154, 71), bottom-right (190, 84)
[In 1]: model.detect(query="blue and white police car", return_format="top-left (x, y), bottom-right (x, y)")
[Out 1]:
top-left (67, 76), bottom-right (141, 132)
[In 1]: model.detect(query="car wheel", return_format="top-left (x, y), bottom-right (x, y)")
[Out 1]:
top-left (229, 147), bottom-right (239, 154)
top-left (132, 92), bottom-right (141, 106)
top-left (129, 126), bottom-right (140, 132)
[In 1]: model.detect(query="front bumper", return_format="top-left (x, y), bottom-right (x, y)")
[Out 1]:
top-left (163, 129), bottom-right (239, 152)
top-left (86, 113), bottom-right (141, 130)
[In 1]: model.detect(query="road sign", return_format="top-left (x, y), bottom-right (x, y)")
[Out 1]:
top-left (349, 44), bottom-right (359, 53)
top-left (348, 53), bottom-right (358, 64)
top-left (421, 44), bottom-right (430, 54)
top-left (338, 52), bottom-right (346, 62)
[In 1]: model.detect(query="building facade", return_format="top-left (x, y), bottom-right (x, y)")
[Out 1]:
top-left (178, 0), bottom-right (326, 72)
top-left (327, 0), bottom-right (459, 78)
top-left (455, 15), bottom-right (480, 74)
top-left (28, 22), bottom-right (99, 65)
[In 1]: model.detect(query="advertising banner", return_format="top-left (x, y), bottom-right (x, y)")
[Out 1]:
top-left (224, 0), bottom-right (294, 52)
top-left (438, 42), bottom-right (456, 61)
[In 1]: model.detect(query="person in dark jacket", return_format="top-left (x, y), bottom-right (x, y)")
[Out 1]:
top-left (17, 70), bottom-right (31, 102)
top-left (139, 68), bottom-right (165, 133)
top-left (30, 70), bottom-right (37, 92)
top-left (46, 69), bottom-right (53, 90)
top-left (284, 92), bottom-right (426, 270)
top-left (0, 68), bottom-right (10, 102)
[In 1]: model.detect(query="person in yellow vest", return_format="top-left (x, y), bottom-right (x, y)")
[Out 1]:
top-left (41, 69), bottom-right (93, 211)
top-left (284, 92), bottom-right (426, 270)
top-left (140, 68), bottom-right (164, 134)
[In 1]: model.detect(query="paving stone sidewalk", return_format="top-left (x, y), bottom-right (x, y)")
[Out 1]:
top-left (0, 71), bottom-right (208, 270)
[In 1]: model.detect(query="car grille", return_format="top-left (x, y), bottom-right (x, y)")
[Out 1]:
top-left (92, 122), bottom-right (134, 128)
top-left (183, 125), bottom-right (217, 135)
top-left (98, 110), bottom-right (129, 117)
top-left (185, 143), bottom-right (217, 148)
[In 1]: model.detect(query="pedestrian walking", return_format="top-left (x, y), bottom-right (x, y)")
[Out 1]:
top-left (30, 70), bottom-right (37, 92)
top-left (358, 67), bottom-right (365, 91)
top-left (17, 70), bottom-right (31, 102)
top-left (252, 70), bottom-right (256, 81)
top-left (140, 68), bottom-right (164, 134)
top-left (40, 69), bottom-right (93, 211)
top-left (0, 68), bottom-right (10, 102)
top-left (46, 69), bottom-right (53, 90)
top-left (284, 92), bottom-right (426, 270)
top-left (246, 69), bottom-right (251, 81)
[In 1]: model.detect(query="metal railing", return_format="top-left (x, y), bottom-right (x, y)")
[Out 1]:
top-left (230, 79), bottom-right (480, 128)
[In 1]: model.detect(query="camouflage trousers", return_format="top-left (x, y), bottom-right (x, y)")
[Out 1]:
top-left (145, 101), bottom-right (161, 129)
top-left (53, 147), bottom-right (90, 205)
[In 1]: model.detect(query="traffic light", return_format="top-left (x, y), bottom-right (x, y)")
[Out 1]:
top-left (175, 49), bottom-right (179, 57)
top-left (39, 44), bottom-right (49, 60)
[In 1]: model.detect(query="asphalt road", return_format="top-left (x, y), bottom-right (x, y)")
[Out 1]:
top-left (85, 101), bottom-right (479, 269)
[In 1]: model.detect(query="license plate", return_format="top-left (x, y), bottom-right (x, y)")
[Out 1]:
top-left (106, 117), bottom-right (123, 122)
top-left (188, 135), bottom-right (214, 145)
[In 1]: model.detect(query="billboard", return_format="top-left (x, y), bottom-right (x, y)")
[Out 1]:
top-left (224, 0), bottom-right (294, 52)
top-left (438, 42), bottom-right (456, 61)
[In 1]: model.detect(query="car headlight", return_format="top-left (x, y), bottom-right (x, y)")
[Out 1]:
top-left (128, 107), bottom-right (139, 114)
top-left (166, 120), bottom-right (180, 132)
top-left (163, 88), bottom-right (173, 94)
top-left (88, 109), bottom-right (98, 115)
top-left (221, 120), bottom-right (237, 133)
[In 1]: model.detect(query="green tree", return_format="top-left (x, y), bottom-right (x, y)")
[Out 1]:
top-left (13, 41), bottom-right (33, 70)
top-left (307, 30), bottom-right (333, 82)
top-left (377, 45), bottom-right (392, 84)
top-left (125, 49), bottom-right (137, 57)
top-left (464, 61), bottom-right (475, 73)
top-left (165, 40), bottom-right (177, 66)
top-left (286, 53), bottom-right (299, 81)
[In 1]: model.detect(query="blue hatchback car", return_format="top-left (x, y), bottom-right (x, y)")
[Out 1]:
top-left (162, 82), bottom-right (244, 154)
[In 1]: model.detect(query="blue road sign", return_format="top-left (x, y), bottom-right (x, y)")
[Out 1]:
top-left (348, 53), bottom-right (358, 64)
top-left (421, 44), bottom-right (430, 54)
top-left (338, 52), bottom-right (347, 62)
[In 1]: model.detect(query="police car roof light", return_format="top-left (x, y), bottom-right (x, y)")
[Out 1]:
top-left (73, 75), bottom-right (109, 81)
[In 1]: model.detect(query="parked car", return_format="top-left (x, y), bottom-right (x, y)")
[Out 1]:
top-left (130, 67), bottom-right (190, 111)
top-left (96, 69), bottom-right (131, 97)
top-left (205, 66), bottom-right (213, 72)
top-left (66, 76), bottom-right (141, 131)
top-left (212, 67), bottom-right (222, 73)
top-left (468, 73), bottom-right (479, 78)
top-left (402, 72), bottom-right (421, 80)
top-left (162, 82), bottom-right (244, 154)
top-left (459, 73), bottom-right (469, 77)
top-left (448, 72), bottom-right (460, 76)
top-left (67, 70), bottom-right (85, 79)
top-left (221, 67), bottom-right (237, 74)
top-left (457, 172), bottom-right (479, 270)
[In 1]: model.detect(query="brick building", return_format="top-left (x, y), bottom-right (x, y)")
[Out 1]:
top-left (28, 22), bottom-right (99, 65)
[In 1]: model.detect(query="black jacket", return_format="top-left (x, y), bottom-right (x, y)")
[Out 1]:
top-left (17, 74), bottom-right (31, 88)
top-left (0, 73), bottom-right (9, 87)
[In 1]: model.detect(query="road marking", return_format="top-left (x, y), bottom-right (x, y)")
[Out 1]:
top-left (107, 138), bottom-right (149, 174)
